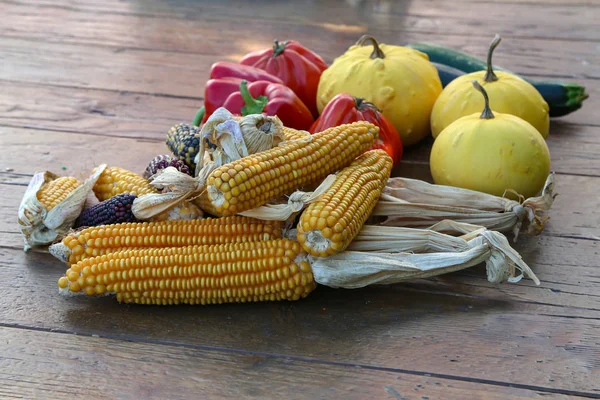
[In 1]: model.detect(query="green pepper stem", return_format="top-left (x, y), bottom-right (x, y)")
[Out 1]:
top-left (192, 107), bottom-right (205, 127)
top-left (472, 80), bottom-right (495, 119)
top-left (239, 80), bottom-right (268, 116)
top-left (484, 34), bottom-right (502, 82)
top-left (356, 35), bottom-right (385, 59)
top-left (272, 40), bottom-right (288, 57)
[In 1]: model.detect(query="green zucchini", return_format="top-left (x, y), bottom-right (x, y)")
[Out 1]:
top-left (408, 42), bottom-right (589, 117)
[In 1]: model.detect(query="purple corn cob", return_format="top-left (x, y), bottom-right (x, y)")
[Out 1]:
top-left (75, 193), bottom-right (139, 228)
top-left (144, 154), bottom-right (192, 180)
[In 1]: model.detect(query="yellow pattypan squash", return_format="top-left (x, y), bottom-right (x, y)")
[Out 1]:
top-left (317, 35), bottom-right (442, 146)
top-left (430, 81), bottom-right (551, 199)
top-left (431, 35), bottom-right (549, 139)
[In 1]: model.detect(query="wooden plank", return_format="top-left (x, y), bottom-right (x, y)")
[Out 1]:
top-left (0, 247), bottom-right (599, 394)
top-left (7, 0), bottom-right (600, 41)
top-left (0, 3), bottom-right (598, 82)
top-left (0, 81), bottom-right (198, 140)
top-left (0, 327), bottom-right (582, 400)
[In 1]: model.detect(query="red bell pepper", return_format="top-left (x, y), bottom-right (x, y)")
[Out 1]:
top-left (209, 61), bottom-right (283, 84)
top-left (239, 40), bottom-right (327, 118)
top-left (222, 80), bottom-right (314, 131)
top-left (309, 94), bottom-right (403, 166)
top-left (201, 63), bottom-right (285, 124)
top-left (203, 77), bottom-right (246, 123)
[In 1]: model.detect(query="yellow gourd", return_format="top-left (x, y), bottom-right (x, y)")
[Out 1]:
top-left (431, 35), bottom-right (549, 139)
top-left (430, 81), bottom-right (551, 199)
top-left (317, 35), bottom-right (442, 146)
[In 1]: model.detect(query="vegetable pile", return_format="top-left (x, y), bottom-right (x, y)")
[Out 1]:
top-left (18, 33), bottom-right (586, 306)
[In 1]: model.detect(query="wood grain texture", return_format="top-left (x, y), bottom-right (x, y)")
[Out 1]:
top-left (0, 247), bottom-right (599, 395)
top-left (6, 0), bottom-right (600, 42)
top-left (0, 327), bottom-right (581, 400)
top-left (0, 0), bottom-right (599, 397)
top-left (1, 1), bottom-right (599, 79)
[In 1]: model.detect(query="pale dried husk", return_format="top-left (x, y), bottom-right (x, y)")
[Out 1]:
top-left (239, 174), bottom-right (337, 221)
top-left (306, 221), bottom-right (539, 289)
top-left (372, 173), bottom-right (556, 241)
top-left (132, 166), bottom-right (214, 220)
top-left (132, 109), bottom-right (289, 220)
top-left (17, 164), bottom-right (106, 251)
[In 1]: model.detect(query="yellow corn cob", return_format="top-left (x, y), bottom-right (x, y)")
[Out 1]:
top-left (57, 239), bottom-right (316, 305)
top-left (202, 121), bottom-right (378, 216)
top-left (192, 128), bottom-right (313, 217)
top-left (297, 150), bottom-right (393, 257)
top-left (36, 177), bottom-right (81, 210)
top-left (50, 216), bottom-right (283, 266)
top-left (283, 126), bottom-right (311, 141)
top-left (93, 166), bottom-right (157, 201)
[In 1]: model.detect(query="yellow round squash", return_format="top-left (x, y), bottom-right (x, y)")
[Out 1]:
top-left (431, 35), bottom-right (549, 139)
top-left (317, 35), bottom-right (442, 146)
top-left (430, 81), bottom-right (551, 199)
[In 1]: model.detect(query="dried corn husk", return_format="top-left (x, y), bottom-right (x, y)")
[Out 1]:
top-left (372, 173), bottom-right (556, 241)
top-left (239, 174), bottom-right (337, 221)
top-left (133, 109), bottom-right (308, 220)
top-left (305, 221), bottom-right (539, 289)
top-left (131, 166), bottom-right (214, 219)
top-left (18, 165), bottom-right (106, 251)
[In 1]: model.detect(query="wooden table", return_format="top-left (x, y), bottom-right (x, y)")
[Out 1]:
top-left (1, 0), bottom-right (598, 398)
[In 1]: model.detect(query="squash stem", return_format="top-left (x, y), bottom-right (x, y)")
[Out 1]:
top-left (472, 80), bottom-right (495, 119)
top-left (355, 35), bottom-right (385, 59)
top-left (484, 34), bottom-right (502, 82)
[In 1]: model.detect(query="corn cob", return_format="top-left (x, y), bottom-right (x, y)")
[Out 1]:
top-left (201, 121), bottom-right (378, 216)
top-left (297, 150), bottom-right (393, 257)
top-left (166, 123), bottom-right (201, 171)
top-left (149, 200), bottom-right (203, 221)
top-left (144, 155), bottom-right (192, 181)
top-left (57, 239), bottom-right (316, 305)
top-left (74, 193), bottom-right (138, 228)
top-left (283, 126), bottom-right (311, 142)
top-left (50, 216), bottom-right (283, 266)
top-left (36, 176), bottom-right (82, 210)
top-left (93, 166), bottom-right (157, 201)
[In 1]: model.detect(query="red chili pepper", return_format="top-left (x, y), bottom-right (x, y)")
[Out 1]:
top-left (239, 40), bottom-right (327, 118)
top-left (222, 80), bottom-right (314, 131)
top-left (309, 94), bottom-right (403, 166)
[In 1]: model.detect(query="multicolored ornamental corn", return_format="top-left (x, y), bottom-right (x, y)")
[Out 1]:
top-left (93, 166), bottom-right (157, 201)
top-left (49, 216), bottom-right (284, 266)
top-left (297, 150), bottom-right (393, 257)
top-left (166, 123), bottom-right (201, 171)
top-left (143, 155), bottom-right (192, 181)
top-left (36, 176), bottom-right (82, 211)
top-left (57, 239), bottom-right (316, 305)
top-left (74, 193), bottom-right (138, 228)
top-left (201, 121), bottom-right (378, 216)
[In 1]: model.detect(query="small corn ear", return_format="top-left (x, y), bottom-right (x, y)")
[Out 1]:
top-left (297, 150), bottom-right (393, 257)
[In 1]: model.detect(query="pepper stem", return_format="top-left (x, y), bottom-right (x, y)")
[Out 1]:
top-left (354, 97), bottom-right (382, 112)
top-left (484, 34), bottom-right (502, 82)
top-left (239, 80), bottom-right (268, 116)
top-left (192, 107), bottom-right (205, 127)
top-left (272, 40), bottom-right (288, 57)
top-left (472, 80), bottom-right (495, 119)
top-left (355, 35), bottom-right (385, 59)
